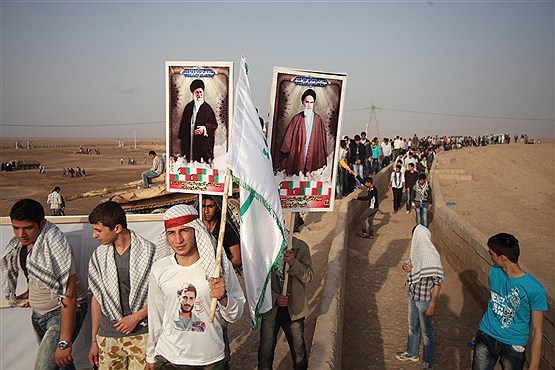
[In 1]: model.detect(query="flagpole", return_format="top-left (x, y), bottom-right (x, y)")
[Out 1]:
top-left (281, 212), bottom-right (297, 296)
top-left (209, 167), bottom-right (232, 323)
top-left (199, 194), bottom-right (203, 222)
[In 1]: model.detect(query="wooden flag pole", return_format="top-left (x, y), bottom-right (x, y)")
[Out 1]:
top-left (208, 167), bottom-right (232, 323)
top-left (281, 212), bottom-right (297, 296)
top-left (199, 193), bottom-right (203, 222)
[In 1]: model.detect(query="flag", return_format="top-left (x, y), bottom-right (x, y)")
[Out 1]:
top-left (228, 56), bottom-right (286, 329)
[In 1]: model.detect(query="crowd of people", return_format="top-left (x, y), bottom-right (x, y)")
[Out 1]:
top-left (343, 131), bottom-right (547, 369)
top-left (0, 130), bottom-right (547, 370)
top-left (62, 167), bottom-right (87, 179)
top-left (336, 131), bottom-right (535, 200)
top-left (76, 146), bottom-right (101, 155)
top-left (2, 195), bottom-right (314, 370)
top-left (121, 157), bottom-right (139, 165)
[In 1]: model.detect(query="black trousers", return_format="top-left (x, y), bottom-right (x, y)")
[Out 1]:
top-left (392, 187), bottom-right (403, 211)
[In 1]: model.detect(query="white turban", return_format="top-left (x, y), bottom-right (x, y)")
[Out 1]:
top-left (157, 204), bottom-right (231, 284)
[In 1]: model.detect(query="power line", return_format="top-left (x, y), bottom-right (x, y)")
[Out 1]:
top-left (4, 105), bottom-right (553, 127)
top-left (345, 106), bottom-right (553, 122)
top-left (1, 120), bottom-right (164, 128)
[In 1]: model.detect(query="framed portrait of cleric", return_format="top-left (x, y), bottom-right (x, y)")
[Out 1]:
top-left (166, 61), bottom-right (233, 195)
top-left (268, 67), bottom-right (347, 212)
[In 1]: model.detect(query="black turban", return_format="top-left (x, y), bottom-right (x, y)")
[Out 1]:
top-left (301, 89), bottom-right (316, 102)
top-left (190, 79), bottom-right (205, 93)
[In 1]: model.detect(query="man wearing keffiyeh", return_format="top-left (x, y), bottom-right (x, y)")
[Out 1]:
top-left (2, 199), bottom-right (88, 370)
top-left (395, 225), bottom-right (444, 369)
top-left (146, 204), bottom-right (245, 370)
top-left (87, 201), bottom-right (165, 370)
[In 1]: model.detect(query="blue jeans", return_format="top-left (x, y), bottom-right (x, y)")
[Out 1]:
top-left (31, 302), bottom-right (88, 370)
top-left (258, 307), bottom-right (307, 370)
top-left (336, 167), bottom-right (345, 199)
top-left (371, 158), bottom-right (379, 175)
top-left (406, 190), bottom-right (414, 212)
top-left (471, 330), bottom-right (526, 370)
top-left (415, 203), bottom-right (429, 227)
top-left (352, 164), bottom-right (364, 187)
top-left (406, 299), bottom-right (434, 365)
top-left (142, 170), bottom-right (160, 188)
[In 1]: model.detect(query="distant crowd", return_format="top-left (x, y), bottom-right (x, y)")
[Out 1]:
top-left (76, 146), bottom-right (101, 155)
top-left (121, 157), bottom-right (143, 165)
top-left (336, 132), bottom-right (536, 199)
top-left (62, 167), bottom-right (87, 179)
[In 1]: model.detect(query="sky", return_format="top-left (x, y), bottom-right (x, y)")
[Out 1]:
top-left (1, 0), bottom-right (554, 140)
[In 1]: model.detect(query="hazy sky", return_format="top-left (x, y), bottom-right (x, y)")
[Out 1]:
top-left (1, 1), bottom-right (553, 139)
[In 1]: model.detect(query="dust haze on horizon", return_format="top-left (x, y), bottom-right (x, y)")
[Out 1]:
top-left (1, 1), bottom-right (553, 140)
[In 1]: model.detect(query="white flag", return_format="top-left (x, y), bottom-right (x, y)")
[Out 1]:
top-left (228, 56), bottom-right (286, 329)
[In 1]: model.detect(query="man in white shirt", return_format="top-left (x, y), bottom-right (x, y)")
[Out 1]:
top-left (141, 150), bottom-right (165, 189)
top-left (393, 136), bottom-right (403, 160)
top-left (47, 186), bottom-right (63, 216)
top-left (146, 205), bottom-right (245, 370)
top-left (389, 164), bottom-right (405, 214)
top-left (380, 138), bottom-right (392, 168)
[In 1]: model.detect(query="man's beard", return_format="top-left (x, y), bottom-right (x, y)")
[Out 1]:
top-left (194, 97), bottom-right (204, 108)
top-left (304, 108), bottom-right (314, 117)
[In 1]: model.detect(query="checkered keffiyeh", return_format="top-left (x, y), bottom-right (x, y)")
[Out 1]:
top-left (2, 221), bottom-right (72, 305)
top-left (407, 225), bottom-right (444, 285)
top-left (88, 230), bottom-right (158, 322)
top-left (157, 204), bottom-right (232, 285)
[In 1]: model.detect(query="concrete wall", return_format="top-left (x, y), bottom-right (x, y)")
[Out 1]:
top-left (308, 165), bottom-right (392, 369)
top-left (429, 159), bottom-right (555, 370)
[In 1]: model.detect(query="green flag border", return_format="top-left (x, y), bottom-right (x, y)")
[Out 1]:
top-left (232, 172), bottom-right (287, 331)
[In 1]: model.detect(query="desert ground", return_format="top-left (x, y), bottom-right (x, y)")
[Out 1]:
top-left (1, 138), bottom-right (553, 369)
top-left (436, 141), bottom-right (554, 288)
top-left (0, 138), bottom-right (165, 216)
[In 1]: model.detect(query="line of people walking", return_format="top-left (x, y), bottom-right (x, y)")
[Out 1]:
top-left (345, 131), bottom-right (547, 370)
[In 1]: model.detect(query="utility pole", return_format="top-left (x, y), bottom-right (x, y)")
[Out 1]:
top-left (367, 103), bottom-right (380, 139)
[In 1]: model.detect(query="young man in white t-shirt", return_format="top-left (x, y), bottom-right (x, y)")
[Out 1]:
top-left (146, 205), bottom-right (245, 370)
top-left (389, 164), bottom-right (405, 214)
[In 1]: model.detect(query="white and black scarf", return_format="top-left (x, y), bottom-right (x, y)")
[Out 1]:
top-left (157, 204), bottom-right (232, 287)
top-left (2, 221), bottom-right (72, 305)
top-left (407, 225), bottom-right (444, 285)
top-left (88, 230), bottom-right (158, 322)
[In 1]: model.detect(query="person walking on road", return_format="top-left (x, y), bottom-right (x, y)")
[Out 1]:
top-left (396, 225), bottom-right (443, 369)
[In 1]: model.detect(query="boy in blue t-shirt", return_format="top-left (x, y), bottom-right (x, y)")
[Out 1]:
top-left (472, 233), bottom-right (547, 370)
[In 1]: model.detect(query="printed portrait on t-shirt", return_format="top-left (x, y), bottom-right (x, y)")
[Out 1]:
top-left (174, 283), bottom-right (205, 332)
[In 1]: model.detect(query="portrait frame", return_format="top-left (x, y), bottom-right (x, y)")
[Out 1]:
top-left (267, 67), bottom-right (347, 212)
top-left (166, 61), bottom-right (233, 195)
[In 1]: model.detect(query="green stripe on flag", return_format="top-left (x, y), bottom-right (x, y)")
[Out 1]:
top-left (240, 190), bottom-right (255, 220)
top-left (232, 174), bottom-right (287, 331)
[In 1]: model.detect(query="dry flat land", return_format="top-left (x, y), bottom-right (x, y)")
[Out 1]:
top-left (436, 141), bottom-right (554, 289)
top-left (1, 138), bottom-right (164, 216)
